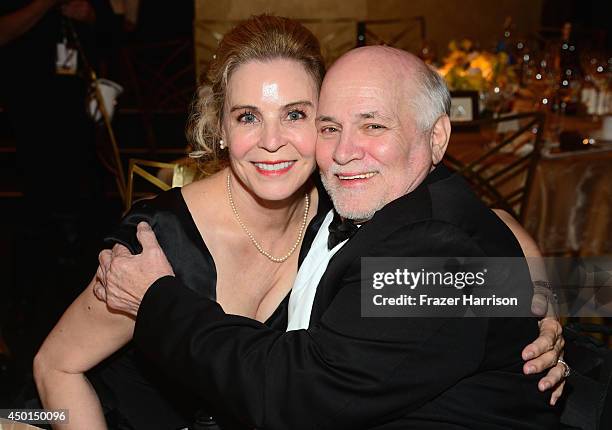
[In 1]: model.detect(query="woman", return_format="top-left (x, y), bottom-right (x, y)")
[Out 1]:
top-left (34, 15), bottom-right (563, 430)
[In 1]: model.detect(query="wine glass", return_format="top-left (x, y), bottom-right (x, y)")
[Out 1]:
top-left (527, 49), bottom-right (559, 111)
top-left (580, 50), bottom-right (611, 119)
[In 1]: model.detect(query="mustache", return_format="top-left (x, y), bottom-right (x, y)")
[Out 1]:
top-left (327, 164), bottom-right (378, 176)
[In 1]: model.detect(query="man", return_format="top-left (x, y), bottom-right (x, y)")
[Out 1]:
top-left (1, 0), bottom-right (108, 390)
top-left (98, 47), bottom-right (564, 428)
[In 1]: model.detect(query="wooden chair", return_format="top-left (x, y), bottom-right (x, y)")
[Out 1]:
top-left (119, 37), bottom-right (196, 152)
top-left (194, 17), bottom-right (426, 72)
top-left (360, 17), bottom-right (426, 53)
top-left (125, 159), bottom-right (189, 210)
top-left (124, 157), bottom-right (225, 210)
top-left (444, 111), bottom-right (545, 222)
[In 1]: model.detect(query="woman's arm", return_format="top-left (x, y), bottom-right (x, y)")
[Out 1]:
top-left (33, 250), bottom-right (135, 429)
top-left (493, 209), bottom-right (552, 315)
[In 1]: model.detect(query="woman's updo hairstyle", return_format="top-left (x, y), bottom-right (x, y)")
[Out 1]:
top-left (188, 14), bottom-right (325, 162)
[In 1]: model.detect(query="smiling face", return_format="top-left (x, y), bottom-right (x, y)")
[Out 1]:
top-left (316, 49), bottom-right (436, 221)
top-left (222, 59), bottom-right (318, 202)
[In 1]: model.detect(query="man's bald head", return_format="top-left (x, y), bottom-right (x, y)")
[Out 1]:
top-left (324, 46), bottom-right (450, 131)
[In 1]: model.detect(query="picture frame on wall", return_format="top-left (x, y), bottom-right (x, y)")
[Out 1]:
top-left (449, 90), bottom-right (479, 123)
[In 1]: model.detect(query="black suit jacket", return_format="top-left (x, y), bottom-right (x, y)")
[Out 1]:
top-left (133, 166), bottom-right (559, 429)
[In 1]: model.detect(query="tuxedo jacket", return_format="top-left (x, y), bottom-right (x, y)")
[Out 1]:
top-left (133, 166), bottom-right (559, 429)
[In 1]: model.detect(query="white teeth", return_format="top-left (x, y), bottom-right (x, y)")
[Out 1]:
top-left (253, 161), bottom-right (294, 171)
top-left (338, 172), bottom-right (376, 180)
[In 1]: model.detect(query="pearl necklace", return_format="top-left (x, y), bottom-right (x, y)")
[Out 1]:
top-left (226, 173), bottom-right (310, 263)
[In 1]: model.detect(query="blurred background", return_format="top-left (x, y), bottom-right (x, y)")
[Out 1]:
top-left (1, 0), bottom-right (611, 416)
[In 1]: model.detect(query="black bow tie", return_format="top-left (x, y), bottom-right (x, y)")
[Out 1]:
top-left (328, 211), bottom-right (358, 250)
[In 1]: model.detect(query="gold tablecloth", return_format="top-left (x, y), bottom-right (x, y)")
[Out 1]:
top-left (448, 113), bottom-right (611, 257)
top-left (524, 146), bottom-right (612, 256)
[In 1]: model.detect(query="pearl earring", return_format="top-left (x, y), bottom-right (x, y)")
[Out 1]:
top-left (219, 139), bottom-right (225, 149)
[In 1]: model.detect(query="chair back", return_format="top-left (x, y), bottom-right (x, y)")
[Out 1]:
top-left (444, 111), bottom-right (545, 222)
top-left (125, 159), bottom-right (181, 210)
top-left (194, 17), bottom-right (425, 73)
top-left (124, 157), bottom-right (226, 210)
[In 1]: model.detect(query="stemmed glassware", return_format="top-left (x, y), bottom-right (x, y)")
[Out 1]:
top-left (580, 50), bottom-right (611, 120)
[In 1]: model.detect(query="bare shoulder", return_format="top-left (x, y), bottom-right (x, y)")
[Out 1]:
top-left (182, 169), bottom-right (226, 200)
top-left (181, 169), bottom-right (228, 227)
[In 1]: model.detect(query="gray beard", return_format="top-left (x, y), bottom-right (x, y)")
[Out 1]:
top-left (320, 172), bottom-right (387, 222)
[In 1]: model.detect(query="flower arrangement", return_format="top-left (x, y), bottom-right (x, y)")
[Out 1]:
top-left (438, 39), bottom-right (518, 92)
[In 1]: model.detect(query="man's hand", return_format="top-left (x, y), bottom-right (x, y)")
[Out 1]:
top-left (93, 222), bottom-right (174, 317)
top-left (521, 317), bottom-right (567, 405)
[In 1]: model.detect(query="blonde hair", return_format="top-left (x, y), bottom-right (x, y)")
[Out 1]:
top-left (187, 15), bottom-right (325, 163)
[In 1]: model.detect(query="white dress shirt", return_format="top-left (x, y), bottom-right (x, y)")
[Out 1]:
top-left (287, 210), bottom-right (352, 331)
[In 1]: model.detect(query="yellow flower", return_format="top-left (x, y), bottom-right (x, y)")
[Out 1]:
top-left (440, 38), bottom-right (518, 91)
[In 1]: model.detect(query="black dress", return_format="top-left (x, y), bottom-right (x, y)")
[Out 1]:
top-left (89, 184), bottom-right (331, 429)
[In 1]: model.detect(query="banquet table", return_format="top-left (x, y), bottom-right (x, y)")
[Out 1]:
top-left (447, 115), bottom-right (612, 257)
top-left (525, 144), bottom-right (612, 256)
